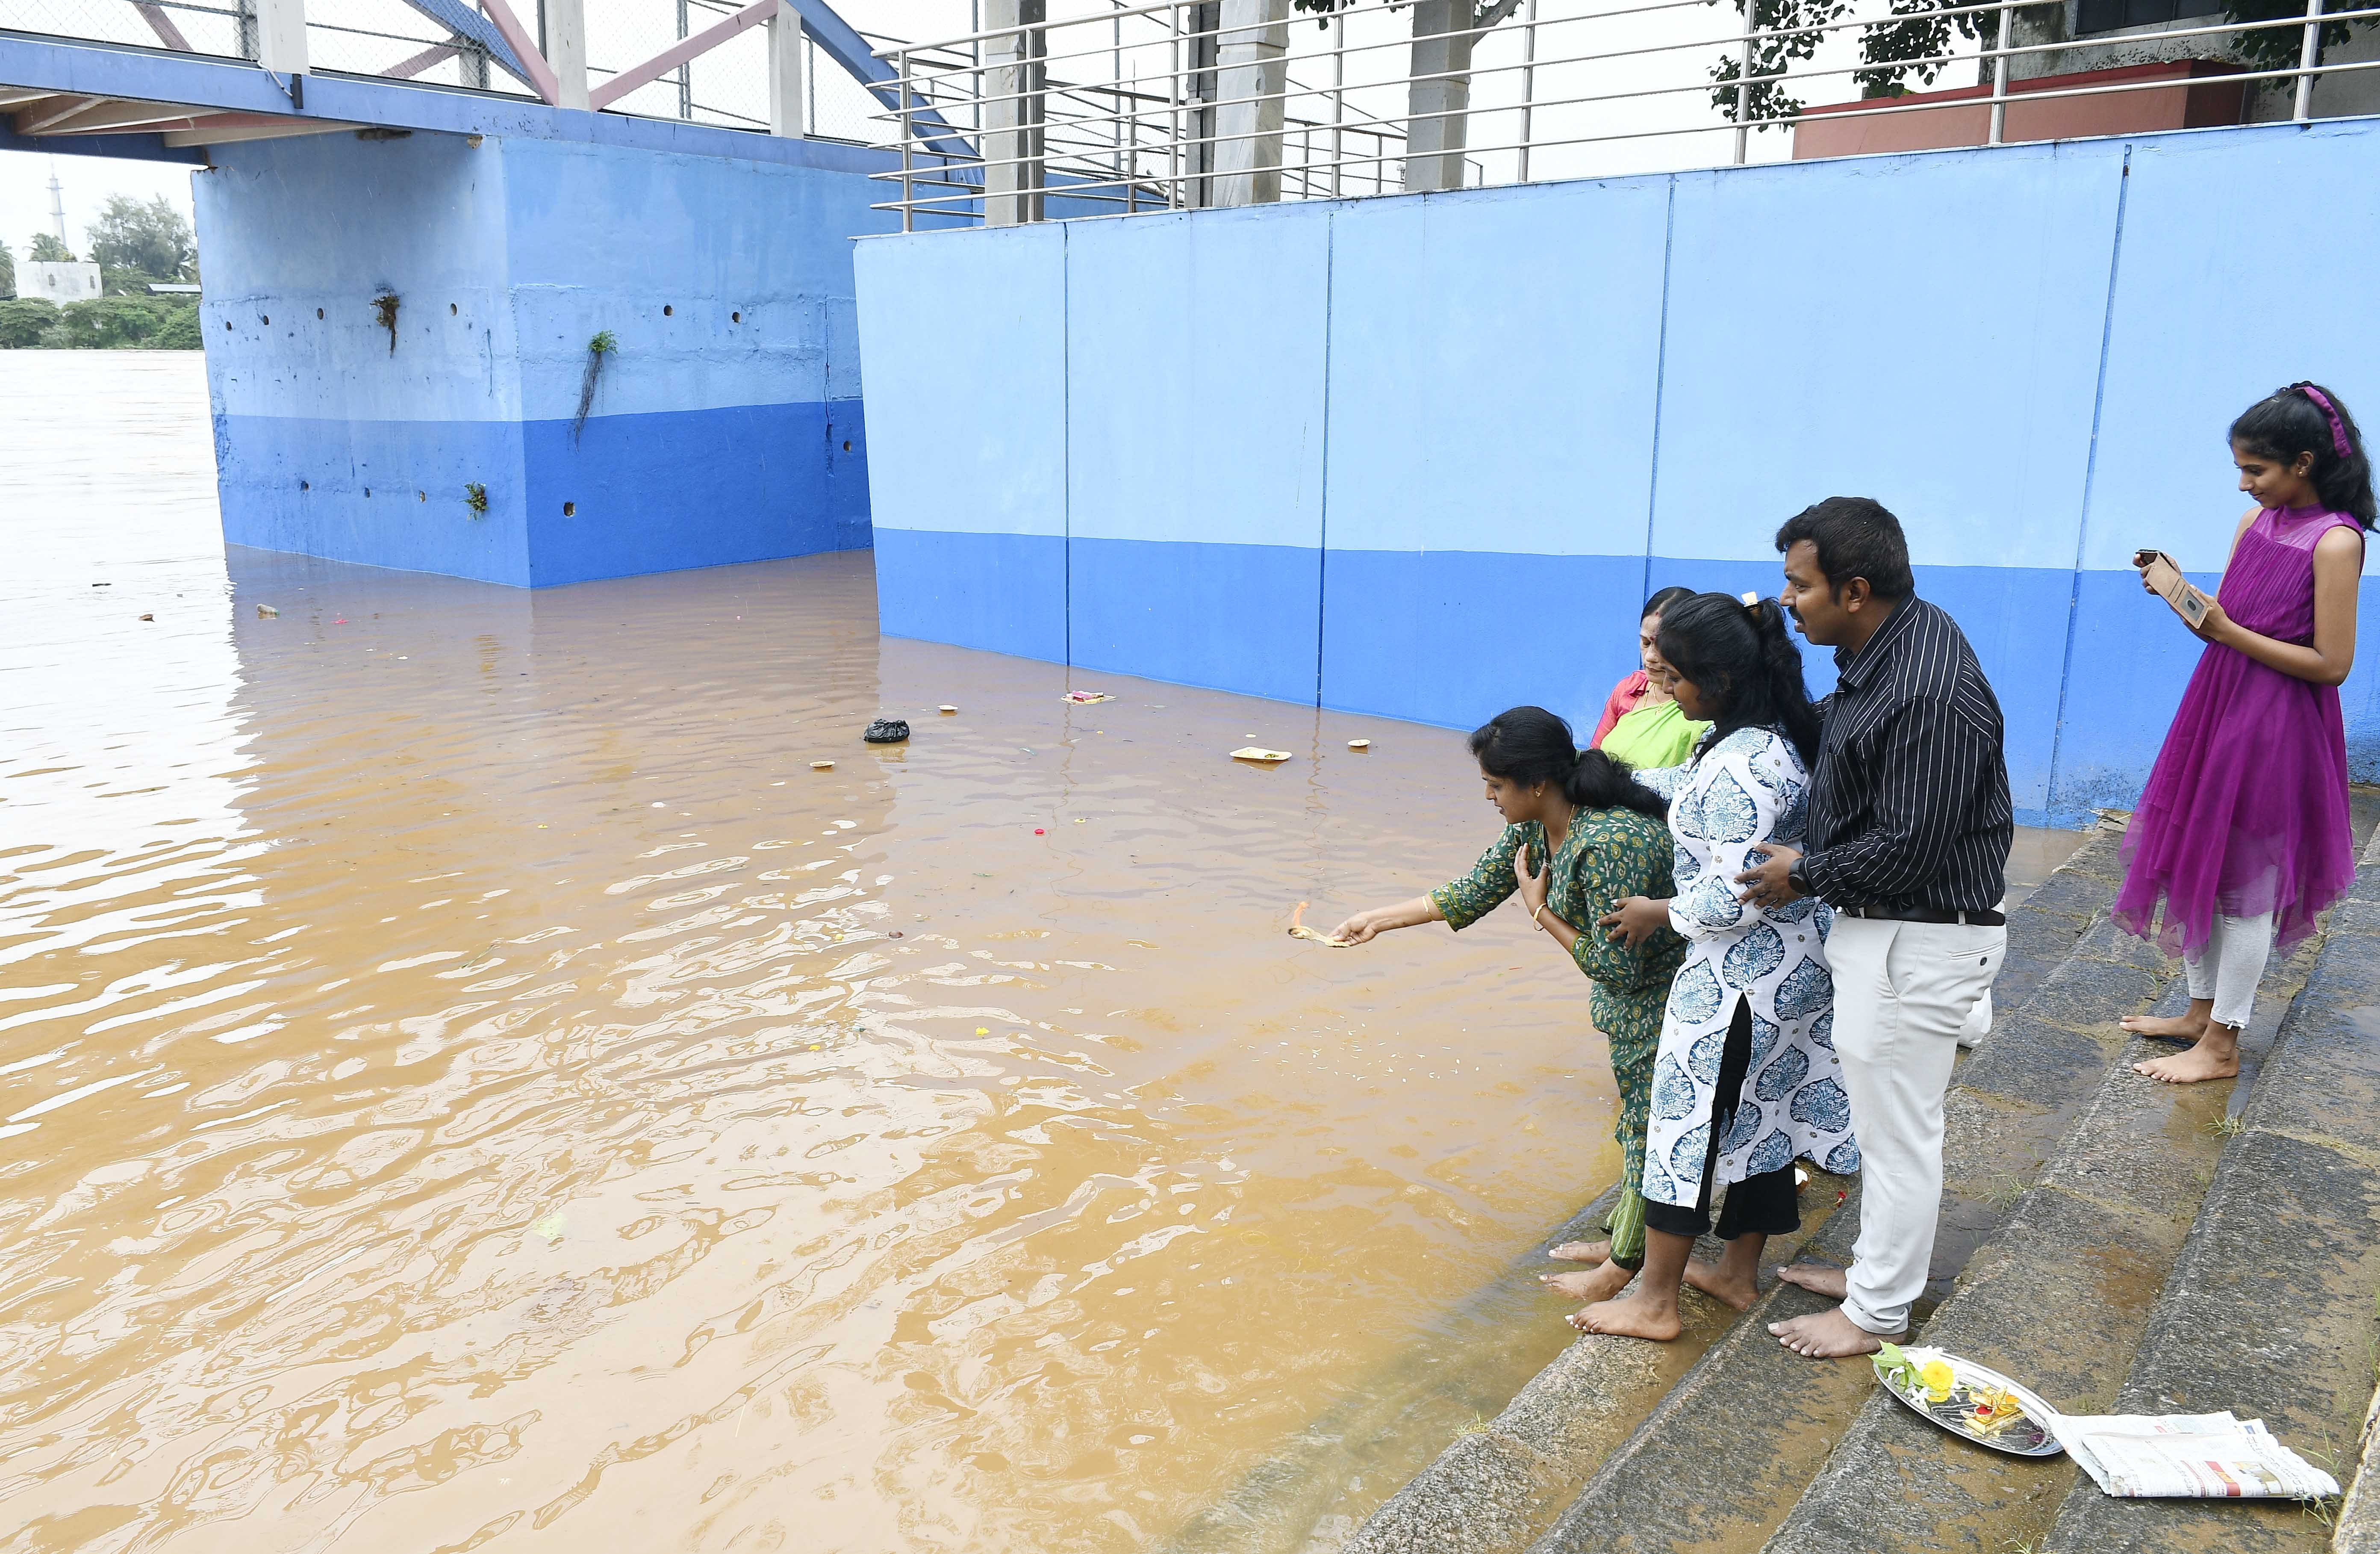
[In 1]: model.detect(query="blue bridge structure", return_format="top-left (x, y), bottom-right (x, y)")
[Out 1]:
top-left (1, 0), bottom-right (970, 585)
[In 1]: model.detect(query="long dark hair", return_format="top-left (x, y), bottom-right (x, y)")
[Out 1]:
top-left (1655, 593), bottom-right (1822, 767)
top-left (2230, 382), bottom-right (2377, 529)
top-left (1642, 584), bottom-right (1695, 620)
top-left (1468, 706), bottom-right (1669, 824)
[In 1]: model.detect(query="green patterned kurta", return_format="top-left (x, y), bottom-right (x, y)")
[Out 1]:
top-left (1429, 808), bottom-right (1685, 1266)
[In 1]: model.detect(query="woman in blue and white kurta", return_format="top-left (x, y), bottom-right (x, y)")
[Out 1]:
top-left (1577, 592), bottom-right (1853, 1342)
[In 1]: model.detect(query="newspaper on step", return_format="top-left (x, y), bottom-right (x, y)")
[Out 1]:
top-left (2050, 1410), bottom-right (2341, 1499)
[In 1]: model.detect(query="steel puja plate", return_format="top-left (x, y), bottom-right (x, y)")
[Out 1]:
top-left (1872, 1346), bottom-right (2064, 1458)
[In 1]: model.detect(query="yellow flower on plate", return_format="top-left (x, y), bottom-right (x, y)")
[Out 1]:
top-left (1918, 1361), bottom-right (1955, 1403)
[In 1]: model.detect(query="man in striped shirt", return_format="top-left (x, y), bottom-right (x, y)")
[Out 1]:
top-left (1731, 496), bottom-right (2013, 1359)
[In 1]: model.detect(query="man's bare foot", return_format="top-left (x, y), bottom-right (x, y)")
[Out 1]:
top-left (1570, 1291), bottom-right (1683, 1342)
top-left (2120, 1011), bottom-right (2208, 1042)
top-left (1549, 1239), bottom-right (1610, 1265)
top-left (1775, 1262), bottom-right (1848, 1299)
top-left (1540, 1262), bottom-right (1635, 1303)
top-left (2135, 1039), bottom-right (2241, 1085)
top-left (1770, 1305), bottom-right (1897, 1357)
top-left (1681, 1257), bottom-right (1758, 1311)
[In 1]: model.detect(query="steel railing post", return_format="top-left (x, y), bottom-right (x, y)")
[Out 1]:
top-left (1988, 0), bottom-right (2013, 143)
top-left (898, 48), bottom-right (914, 231)
top-left (1518, 0), bottom-right (1538, 182)
top-left (1733, 0), bottom-right (1754, 165)
top-left (2294, 0), bottom-right (2323, 119)
top-left (1330, 11), bottom-right (1345, 198)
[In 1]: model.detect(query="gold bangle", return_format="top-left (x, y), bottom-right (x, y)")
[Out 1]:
top-left (1532, 902), bottom-right (1547, 929)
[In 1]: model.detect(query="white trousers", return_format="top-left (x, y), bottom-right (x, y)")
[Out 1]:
top-left (1829, 915), bottom-right (2006, 1337)
top-left (2183, 911), bottom-right (2274, 1032)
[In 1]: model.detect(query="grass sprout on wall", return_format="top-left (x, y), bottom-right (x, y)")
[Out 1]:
top-left (464, 482), bottom-right (488, 517)
top-left (574, 330), bottom-right (617, 445)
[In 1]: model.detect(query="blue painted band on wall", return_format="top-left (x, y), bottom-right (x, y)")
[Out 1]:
top-left (218, 399), bottom-right (868, 587)
top-left (873, 527), bottom-right (1069, 662)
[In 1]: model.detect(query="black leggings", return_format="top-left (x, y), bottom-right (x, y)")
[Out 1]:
top-left (1642, 993), bottom-right (1803, 1243)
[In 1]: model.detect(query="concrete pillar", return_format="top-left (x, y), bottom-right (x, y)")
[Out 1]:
top-left (251, 0), bottom-right (306, 76)
top-left (983, 0), bottom-right (1046, 226)
top-left (1211, 0), bottom-right (1288, 206)
top-left (767, 4), bottom-right (805, 138)
top-left (547, 0), bottom-right (589, 110)
top-left (1405, 0), bottom-right (1472, 193)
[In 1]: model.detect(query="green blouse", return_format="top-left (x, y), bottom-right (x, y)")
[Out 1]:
top-left (1429, 808), bottom-right (1686, 997)
top-left (1599, 699), bottom-right (1710, 773)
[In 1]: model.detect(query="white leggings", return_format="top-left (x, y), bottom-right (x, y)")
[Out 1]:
top-left (2184, 911), bottom-right (2274, 1032)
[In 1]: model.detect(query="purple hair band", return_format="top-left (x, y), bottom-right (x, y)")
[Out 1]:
top-left (2298, 383), bottom-right (2352, 459)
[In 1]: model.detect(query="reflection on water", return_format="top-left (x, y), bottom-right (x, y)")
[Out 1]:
top-left (0, 354), bottom-right (2086, 1554)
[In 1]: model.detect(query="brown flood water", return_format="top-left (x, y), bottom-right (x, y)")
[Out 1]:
top-left (0, 354), bottom-right (2082, 1554)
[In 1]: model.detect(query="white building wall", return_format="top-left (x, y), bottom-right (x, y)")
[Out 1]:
top-left (24, 262), bottom-right (103, 301)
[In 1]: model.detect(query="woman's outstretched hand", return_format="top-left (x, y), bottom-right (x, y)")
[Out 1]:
top-left (1329, 910), bottom-right (1383, 944)
top-left (1512, 842), bottom-right (1549, 917)
top-left (1598, 895), bottom-right (1669, 947)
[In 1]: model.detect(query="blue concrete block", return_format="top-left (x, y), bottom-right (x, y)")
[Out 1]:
top-left (214, 413), bottom-right (532, 585)
top-left (1069, 537), bottom-right (1322, 705)
top-left (874, 528), bottom-right (1067, 663)
top-left (1322, 548), bottom-right (1645, 734)
top-left (197, 126), bottom-right (887, 586)
top-left (1653, 139), bottom-right (2125, 572)
top-left (1324, 179), bottom-right (1671, 557)
top-left (1066, 206), bottom-right (1330, 548)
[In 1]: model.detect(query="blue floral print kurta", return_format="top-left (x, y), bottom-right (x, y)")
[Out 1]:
top-left (1636, 726), bottom-right (1856, 1210)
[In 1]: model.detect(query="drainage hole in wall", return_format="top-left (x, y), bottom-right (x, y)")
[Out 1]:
top-left (364, 488), bottom-right (371, 497)
top-left (417, 491), bottom-right (426, 501)
top-left (663, 304), bottom-right (673, 316)
top-left (260, 315), bottom-right (269, 325)
top-left (731, 311), bottom-right (740, 323)
top-left (223, 320), bottom-right (230, 330)
top-left (316, 307), bottom-right (324, 319)
top-left (563, 501), bottom-right (576, 516)
top-left (300, 480), bottom-right (310, 491)
top-left (449, 302), bottom-right (457, 315)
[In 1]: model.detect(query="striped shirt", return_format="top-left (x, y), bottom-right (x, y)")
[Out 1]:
top-left (1801, 595), bottom-right (2012, 913)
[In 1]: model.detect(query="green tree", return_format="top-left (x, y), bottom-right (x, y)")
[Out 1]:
top-left (87, 195), bottom-right (196, 284)
top-left (28, 233), bottom-right (74, 262)
top-left (0, 237), bottom-right (13, 299)
top-left (152, 303), bottom-right (203, 349)
top-left (2226, 0), bottom-right (2371, 71)
top-left (0, 298), bottom-right (59, 348)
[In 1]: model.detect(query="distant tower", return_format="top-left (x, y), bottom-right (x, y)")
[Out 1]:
top-left (47, 162), bottom-right (67, 244)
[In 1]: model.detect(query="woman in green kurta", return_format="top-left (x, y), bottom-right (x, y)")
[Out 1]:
top-left (1330, 706), bottom-right (1686, 1307)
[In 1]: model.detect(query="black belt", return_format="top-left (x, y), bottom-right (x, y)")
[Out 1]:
top-left (1835, 905), bottom-right (2006, 926)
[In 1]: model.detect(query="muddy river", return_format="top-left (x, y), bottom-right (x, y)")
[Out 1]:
top-left (0, 353), bottom-right (2079, 1553)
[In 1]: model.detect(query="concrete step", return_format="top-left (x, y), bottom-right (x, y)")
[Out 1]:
top-left (1523, 829), bottom-right (2195, 1554)
top-left (1760, 802), bottom-right (2379, 1554)
top-left (1330, 821), bottom-right (2133, 1554)
top-left (2033, 834), bottom-right (2380, 1554)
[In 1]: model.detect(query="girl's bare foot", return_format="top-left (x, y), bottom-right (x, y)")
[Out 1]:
top-left (1776, 1262), bottom-right (1848, 1299)
top-left (1769, 1306), bottom-right (1897, 1358)
top-left (1549, 1239), bottom-right (1610, 1265)
top-left (1541, 1262), bottom-right (1634, 1303)
top-left (2136, 1036), bottom-right (2241, 1085)
top-left (1571, 1291), bottom-right (1683, 1342)
top-left (1681, 1257), bottom-right (1757, 1311)
top-left (2120, 1011), bottom-right (2209, 1042)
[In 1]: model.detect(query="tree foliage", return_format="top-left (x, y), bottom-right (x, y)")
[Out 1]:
top-left (86, 194), bottom-right (197, 284)
top-left (0, 238), bottom-right (13, 299)
top-left (2225, 0), bottom-right (2369, 71)
top-left (0, 294), bottom-right (202, 349)
top-left (28, 233), bottom-right (74, 262)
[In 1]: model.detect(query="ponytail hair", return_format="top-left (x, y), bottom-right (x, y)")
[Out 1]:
top-left (1467, 706), bottom-right (1670, 824)
top-left (2230, 381), bottom-right (2377, 529)
top-left (1654, 592), bottom-right (1822, 768)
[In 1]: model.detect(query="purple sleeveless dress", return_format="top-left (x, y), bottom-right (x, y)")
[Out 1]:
top-left (2114, 505), bottom-right (2363, 957)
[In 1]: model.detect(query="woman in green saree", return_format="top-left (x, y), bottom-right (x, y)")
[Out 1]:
top-left (1591, 586), bottom-right (1711, 771)
top-left (1330, 707), bottom-right (1686, 1305)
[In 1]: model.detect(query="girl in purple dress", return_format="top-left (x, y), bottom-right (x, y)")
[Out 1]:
top-left (2115, 382), bottom-right (2375, 1083)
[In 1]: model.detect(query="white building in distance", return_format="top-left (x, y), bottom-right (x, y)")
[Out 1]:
top-left (24, 261), bottom-right (102, 301)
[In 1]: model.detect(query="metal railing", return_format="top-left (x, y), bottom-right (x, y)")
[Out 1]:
top-left (867, 0), bottom-right (2380, 227)
top-left (0, 0), bottom-right (897, 139)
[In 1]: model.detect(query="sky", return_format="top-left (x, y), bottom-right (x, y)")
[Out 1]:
top-left (0, 151), bottom-right (198, 267)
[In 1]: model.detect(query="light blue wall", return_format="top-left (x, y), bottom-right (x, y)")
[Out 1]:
top-left (198, 127), bottom-right (893, 587)
top-left (857, 116), bottom-right (2380, 826)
